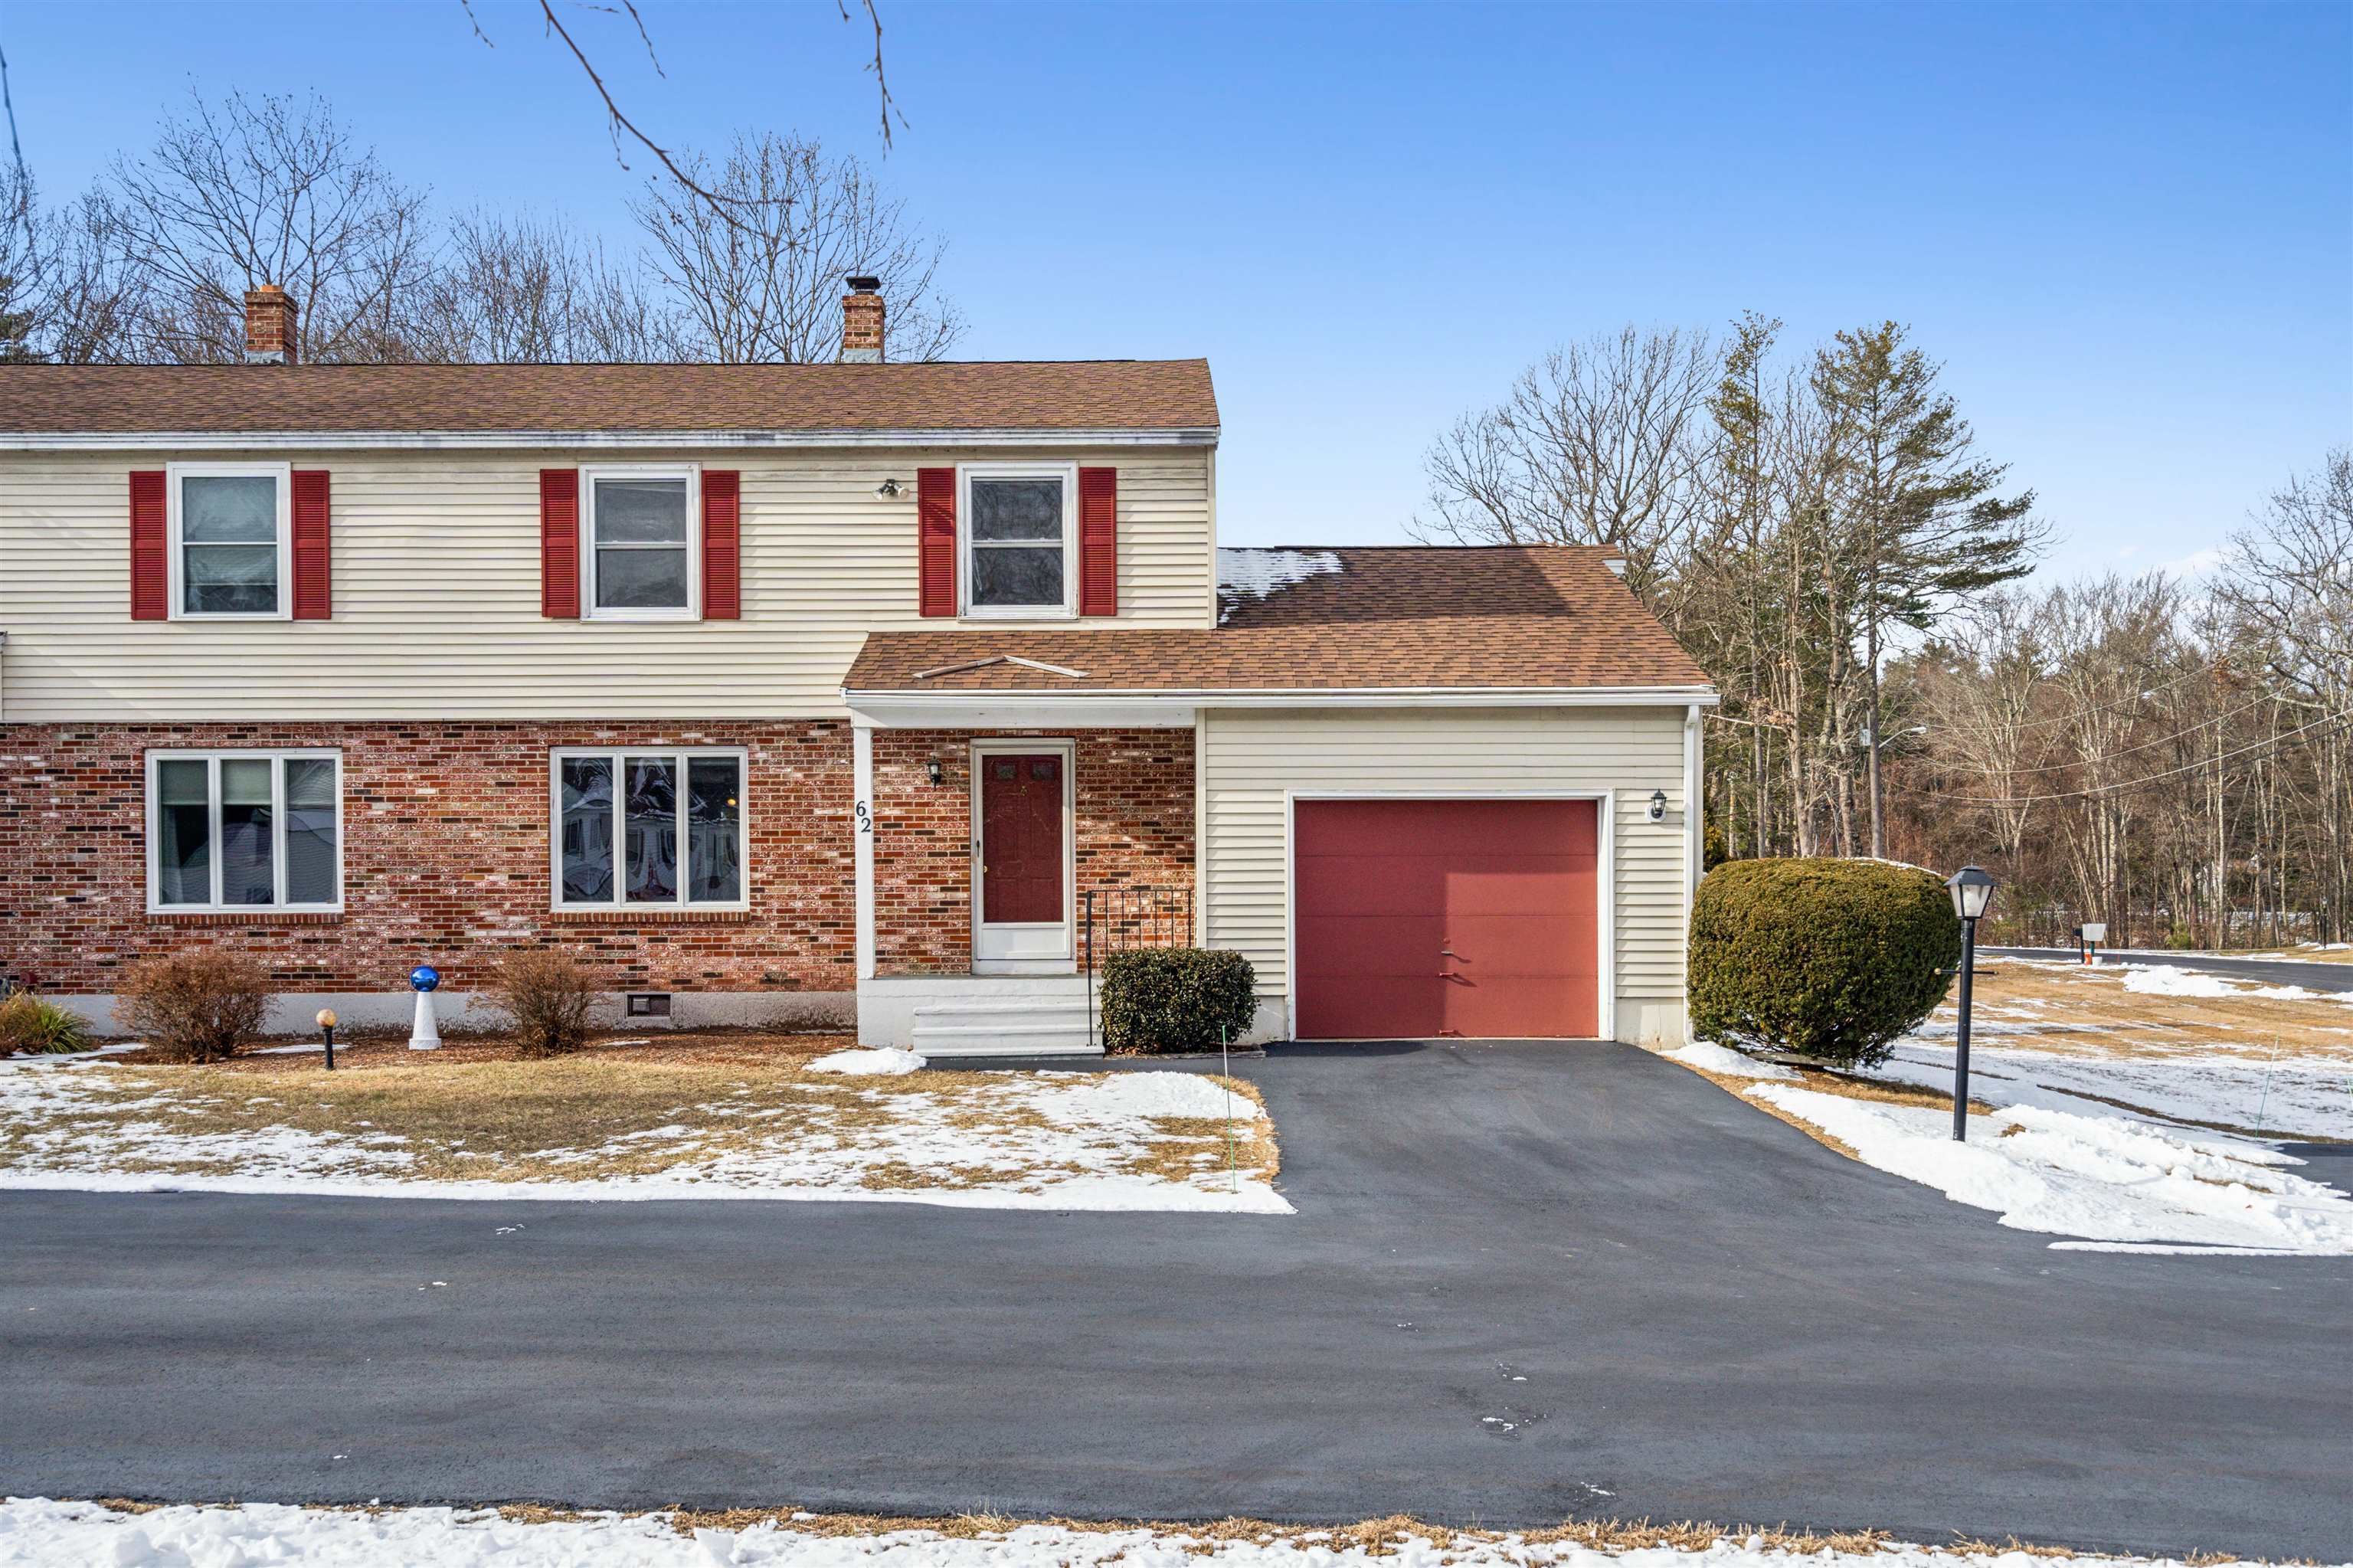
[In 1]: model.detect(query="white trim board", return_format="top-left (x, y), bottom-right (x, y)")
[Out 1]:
top-left (1279, 789), bottom-right (1617, 1044)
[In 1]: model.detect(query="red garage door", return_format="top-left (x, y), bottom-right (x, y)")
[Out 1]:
top-left (1294, 799), bottom-right (1599, 1039)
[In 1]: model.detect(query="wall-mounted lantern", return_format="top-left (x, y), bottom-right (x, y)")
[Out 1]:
top-left (926, 757), bottom-right (944, 787)
top-left (1648, 789), bottom-right (1668, 822)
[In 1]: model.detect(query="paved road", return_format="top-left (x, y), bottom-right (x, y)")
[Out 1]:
top-left (5, 1042), bottom-right (2349, 1557)
top-left (1985, 945), bottom-right (2353, 993)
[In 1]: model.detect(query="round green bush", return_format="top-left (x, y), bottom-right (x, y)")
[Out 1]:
top-left (1688, 858), bottom-right (1961, 1069)
top-left (1100, 948), bottom-right (1258, 1055)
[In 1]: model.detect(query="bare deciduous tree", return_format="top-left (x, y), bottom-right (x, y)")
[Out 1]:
top-left (630, 130), bottom-right (961, 363)
top-left (424, 208), bottom-right (683, 363)
top-left (1413, 326), bottom-right (1718, 599)
top-left (100, 90), bottom-right (435, 362)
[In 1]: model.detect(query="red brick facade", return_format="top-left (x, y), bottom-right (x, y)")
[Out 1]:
top-left (870, 728), bottom-right (1195, 977)
top-left (1, 720), bottom-right (856, 994)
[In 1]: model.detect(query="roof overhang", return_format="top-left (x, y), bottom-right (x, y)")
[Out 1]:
top-left (844, 685), bottom-right (1720, 728)
top-left (0, 425), bottom-right (1220, 453)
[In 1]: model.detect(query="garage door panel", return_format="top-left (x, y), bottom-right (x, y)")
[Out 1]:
top-left (1437, 913), bottom-right (1599, 977)
top-left (1294, 798), bottom-right (1599, 1040)
top-left (1295, 976), bottom-right (1448, 1040)
top-left (1294, 913), bottom-right (1449, 976)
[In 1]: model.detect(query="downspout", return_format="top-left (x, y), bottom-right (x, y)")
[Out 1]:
top-left (1684, 702), bottom-right (1703, 1043)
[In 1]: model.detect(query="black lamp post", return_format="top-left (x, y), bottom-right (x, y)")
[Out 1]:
top-left (1945, 865), bottom-right (1995, 1141)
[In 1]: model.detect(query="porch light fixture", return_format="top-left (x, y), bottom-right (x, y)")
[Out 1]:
top-left (1648, 789), bottom-right (1667, 822)
top-left (1944, 865), bottom-right (1996, 1142)
top-left (926, 757), bottom-right (944, 787)
top-left (874, 477), bottom-right (909, 500)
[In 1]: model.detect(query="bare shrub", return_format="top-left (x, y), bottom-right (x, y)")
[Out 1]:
top-left (476, 950), bottom-right (597, 1058)
top-left (113, 953), bottom-right (270, 1062)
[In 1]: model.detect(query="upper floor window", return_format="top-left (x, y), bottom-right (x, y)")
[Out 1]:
top-left (146, 749), bottom-right (342, 912)
top-left (582, 466), bottom-right (700, 620)
top-left (961, 463), bottom-right (1075, 617)
top-left (553, 748), bottom-right (745, 910)
top-left (170, 462), bottom-right (290, 620)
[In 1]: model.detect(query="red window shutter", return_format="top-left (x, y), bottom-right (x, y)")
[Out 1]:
top-left (540, 469), bottom-right (581, 619)
top-left (918, 467), bottom-right (957, 617)
top-left (129, 470), bottom-right (169, 620)
top-left (701, 470), bottom-right (741, 620)
top-left (1078, 466), bottom-right (1118, 617)
top-left (290, 470), bottom-right (332, 620)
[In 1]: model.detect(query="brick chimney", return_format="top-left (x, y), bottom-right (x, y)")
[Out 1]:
top-left (839, 275), bottom-right (884, 363)
top-left (244, 285), bottom-right (299, 365)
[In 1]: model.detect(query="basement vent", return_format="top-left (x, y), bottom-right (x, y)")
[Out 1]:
top-left (625, 993), bottom-right (673, 1019)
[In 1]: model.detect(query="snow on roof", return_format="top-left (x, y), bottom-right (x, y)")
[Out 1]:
top-left (1216, 548), bottom-right (1343, 626)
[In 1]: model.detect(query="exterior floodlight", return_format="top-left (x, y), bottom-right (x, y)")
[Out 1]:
top-left (1944, 866), bottom-right (1996, 1141)
top-left (1946, 865), bottom-right (1995, 921)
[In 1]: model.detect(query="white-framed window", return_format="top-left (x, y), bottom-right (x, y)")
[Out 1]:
top-left (168, 461), bottom-right (292, 620)
top-left (960, 462), bottom-right (1076, 617)
top-left (551, 747), bottom-right (747, 910)
top-left (146, 749), bottom-right (342, 912)
top-left (581, 464), bottom-right (701, 620)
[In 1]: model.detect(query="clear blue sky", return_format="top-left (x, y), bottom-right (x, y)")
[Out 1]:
top-left (4, 1), bottom-right (2347, 577)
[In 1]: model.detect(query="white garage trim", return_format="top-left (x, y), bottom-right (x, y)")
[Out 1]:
top-left (1281, 789), bottom-right (1616, 1043)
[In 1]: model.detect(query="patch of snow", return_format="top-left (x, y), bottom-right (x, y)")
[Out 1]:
top-left (1052, 1069), bottom-right (1265, 1121)
top-left (1877, 1039), bottom-right (2353, 1142)
top-left (1745, 1084), bottom-right (2353, 1254)
top-left (807, 1047), bottom-right (928, 1076)
top-left (7, 1498), bottom-right (2331, 1568)
top-left (1659, 1042), bottom-right (1798, 1080)
top-left (1216, 548), bottom-right (1342, 625)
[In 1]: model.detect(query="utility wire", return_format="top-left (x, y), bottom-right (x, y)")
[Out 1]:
top-left (1917, 660), bottom-right (2233, 737)
top-left (1897, 712), bottom-right (2349, 806)
top-left (1915, 692), bottom-right (2289, 777)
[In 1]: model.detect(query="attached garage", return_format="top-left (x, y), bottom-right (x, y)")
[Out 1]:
top-left (1291, 798), bottom-right (1602, 1039)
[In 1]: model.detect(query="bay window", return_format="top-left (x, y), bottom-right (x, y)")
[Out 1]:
top-left (554, 748), bottom-right (745, 910)
top-left (147, 750), bottom-right (341, 912)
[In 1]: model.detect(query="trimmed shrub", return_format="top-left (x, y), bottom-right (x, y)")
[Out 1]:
top-left (0, 992), bottom-right (95, 1056)
top-left (1100, 948), bottom-right (1258, 1056)
top-left (1689, 857), bottom-right (1961, 1069)
top-left (113, 952), bottom-right (270, 1062)
top-left (476, 950), bottom-right (596, 1058)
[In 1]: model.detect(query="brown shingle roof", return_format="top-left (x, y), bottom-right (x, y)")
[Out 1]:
top-left (0, 360), bottom-right (1217, 435)
top-left (845, 546), bottom-right (1713, 693)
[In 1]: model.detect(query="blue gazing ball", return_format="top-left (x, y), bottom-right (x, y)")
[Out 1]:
top-left (409, 965), bottom-right (441, 993)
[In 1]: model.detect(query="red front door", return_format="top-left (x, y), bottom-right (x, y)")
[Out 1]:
top-left (979, 752), bottom-right (1064, 925)
top-left (1293, 798), bottom-right (1600, 1039)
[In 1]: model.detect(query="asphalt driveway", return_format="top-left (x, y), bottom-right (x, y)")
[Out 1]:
top-left (1985, 944), bottom-right (2353, 993)
top-left (3, 1040), bottom-right (2348, 1557)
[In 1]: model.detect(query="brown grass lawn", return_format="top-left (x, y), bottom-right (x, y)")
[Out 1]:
top-left (1944, 960), bottom-right (2353, 1062)
top-left (2, 1031), bottom-right (1278, 1193)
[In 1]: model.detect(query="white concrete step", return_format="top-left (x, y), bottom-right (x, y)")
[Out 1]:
top-left (911, 997), bottom-right (1098, 1058)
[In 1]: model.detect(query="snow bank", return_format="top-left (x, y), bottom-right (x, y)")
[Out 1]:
top-left (2121, 964), bottom-right (2321, 1001)
top-left (1746, 1084), bottom-right (2353, 1253)
top-left (1660, 1042), bottom-right (1798, 1080)
top-left (1875, 1039), bottom-right (2353, 1142)
top-left (4, 1499), bottom-right (2327, 1568)
top-left (807, 1047), bottom-right (928, 1076)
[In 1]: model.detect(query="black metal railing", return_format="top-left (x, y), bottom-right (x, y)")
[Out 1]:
top-left (1083, 885), bottom-right (1197, 1049)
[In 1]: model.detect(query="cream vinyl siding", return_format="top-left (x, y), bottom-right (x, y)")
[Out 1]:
top-left (0, 446), bottom-right (1213, 722)
top-left (1199, 705), bottom-right (1692, 1044)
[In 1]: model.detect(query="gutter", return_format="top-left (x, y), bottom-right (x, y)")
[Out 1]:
top-left (0, 426), bottom-right (1221, 452)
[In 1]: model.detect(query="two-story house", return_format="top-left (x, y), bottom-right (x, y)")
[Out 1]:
top-left (0, 282), bottom-right (1715, 1052)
